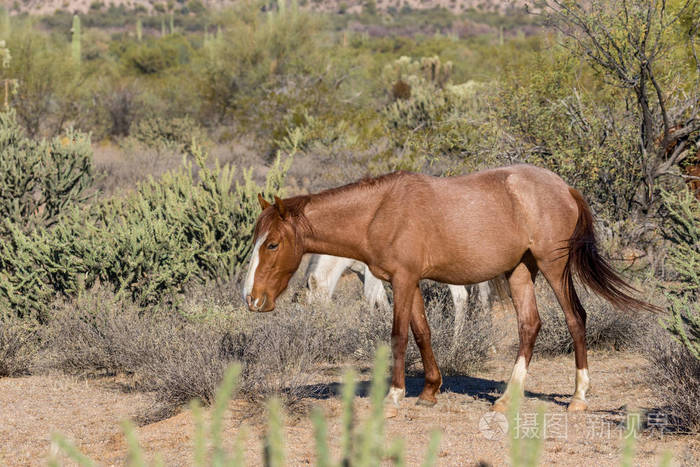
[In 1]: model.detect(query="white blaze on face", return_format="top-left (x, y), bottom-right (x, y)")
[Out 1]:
top-left (243, 232), bottom-right (267, 302)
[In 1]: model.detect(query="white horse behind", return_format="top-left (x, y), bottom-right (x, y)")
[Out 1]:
top-left (305, 254), bottom-right (492, 322)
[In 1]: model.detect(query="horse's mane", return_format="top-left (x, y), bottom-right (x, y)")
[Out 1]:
top-left (254, 171), bottom-right (411, 239)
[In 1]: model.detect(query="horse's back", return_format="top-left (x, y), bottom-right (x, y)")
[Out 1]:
top-left (374, 165), bottom-right (579, 284)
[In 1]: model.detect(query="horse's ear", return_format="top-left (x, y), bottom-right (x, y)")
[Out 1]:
top-left (274, 195), bottom-right (287, 218)
top-left (258, 193), bottom-right (271, 210)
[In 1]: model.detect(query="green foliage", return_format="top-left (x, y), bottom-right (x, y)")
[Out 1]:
top-left (0, 146), bottom-right (290, 320)
top-left (121, 35), bottom-right (192, 75)
top-left (128, 114), bottom-right (207, 154)
top-left (493, 39), bottom-right (644, 221)
top-left (5, 19), bottom-right (86, 136)
top-left (0, 109), bottom-right (94, 234)
top-left (661, 189), bottom-right (700, 359)
top-left (197, 1), bottom-right (326, 122)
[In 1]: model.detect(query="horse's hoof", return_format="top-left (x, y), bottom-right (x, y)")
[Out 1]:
top-left (492, 400), bottom-right (508, 413)
top-left (384, 404), bottom-right (399, 419)
top-left (416, 397), bottom-right (437, 407)
top-left (385, 387), bottom-right (405, 406)
top-left (567, 398), bottom-right (588, 412)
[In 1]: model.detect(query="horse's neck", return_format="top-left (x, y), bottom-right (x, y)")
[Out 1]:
top-left (301, 188), bottom-right (380, 262)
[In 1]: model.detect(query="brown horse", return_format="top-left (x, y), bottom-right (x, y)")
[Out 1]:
top-left (243, 165), bottom-right (656, 412)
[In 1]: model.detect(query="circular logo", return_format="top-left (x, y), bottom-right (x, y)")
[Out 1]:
top-left (479, 411), bottom-right (509, 440)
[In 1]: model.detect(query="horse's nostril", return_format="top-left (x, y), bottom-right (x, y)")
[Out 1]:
top-left (246, 295), bottom-right (253, 308)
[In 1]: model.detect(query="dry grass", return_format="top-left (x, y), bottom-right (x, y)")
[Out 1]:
top-left (0, 317), bottom-right (38, 377)
top-left (34, 277), bottom-right (498, 421)
top-left (420, 282), bottom-right (497, 376)
top-left (645, 326), bottom-right (700, 433)
top-left (532, 278), bottom-right (652, 356)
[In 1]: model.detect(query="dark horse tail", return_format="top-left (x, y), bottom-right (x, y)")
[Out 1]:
top-left (563, 188), bottom-right (660, 321)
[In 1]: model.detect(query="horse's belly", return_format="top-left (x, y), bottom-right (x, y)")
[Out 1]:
top-left (424, 241), bottom-right (525, 285)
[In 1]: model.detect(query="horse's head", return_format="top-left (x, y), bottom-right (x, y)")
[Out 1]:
top-left (243, 194), bottom-right (306, 312)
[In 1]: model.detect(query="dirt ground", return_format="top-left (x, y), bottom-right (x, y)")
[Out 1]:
top-left (1, 349), bottom-right (699, 466)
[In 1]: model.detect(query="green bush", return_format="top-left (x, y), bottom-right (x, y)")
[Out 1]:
top-left (128, 114), bottom-right (207, 154)
top-left (0, 110), bottom-right (94, 234)
top-left (121, 35), bottom-right (193, 75)
top-left (0, 147), bottom-right (290, 320)
top-left (4, 20), bottom-right (86, 137)
top-left (196, 1), bottom-right (326, 123)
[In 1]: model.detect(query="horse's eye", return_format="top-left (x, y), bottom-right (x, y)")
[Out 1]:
top-left (267, 243), bottom-right (279, 250)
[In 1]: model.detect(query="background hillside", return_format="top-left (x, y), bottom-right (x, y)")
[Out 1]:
top-left (2, 0), bottom-right (529, 15)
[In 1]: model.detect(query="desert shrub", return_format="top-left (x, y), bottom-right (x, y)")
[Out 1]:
top-left (533, 278), bottom-right (650, 356)
top-left (231, 304), bottom-right (337, 406)
top-left (423, 282), bottom-right (496, 375)
top-left (0, 110), bottom-right (94, 234)
top-left (43, 286), bottom-right (330, 416)
top-left (0, 315), bottom-right (38, 376)
top-left (196, 2), bottom-right (327, 124)
top-left (4, 20), bottom-right (86, 137)
top-left (97, 78), bottom-right (144, 137)
top-left (128, 114), bottom-right (208, 154)
top-left (647, 188), bottom-right (700, 432)
top-left (120, 35), bottom-right (192, 75)
top-left (646, 332), bottom-right (700, 433)
top-left (0, 148), bottom-right (290, 320)
top-left (493, 40), bottom-right (646, 223)
top-left (43, 288), bottom-right (239, 418)
top-left (350, 281), bottom-right (495, 375)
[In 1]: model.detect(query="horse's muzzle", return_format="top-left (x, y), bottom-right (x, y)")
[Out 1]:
top-left (246, 293), bottom-right (274, 312)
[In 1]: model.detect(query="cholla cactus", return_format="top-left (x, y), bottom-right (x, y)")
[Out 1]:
top-left (662, 189), bottom-right (700, 359)
top-left (420, 56), bottom-right (453, 87)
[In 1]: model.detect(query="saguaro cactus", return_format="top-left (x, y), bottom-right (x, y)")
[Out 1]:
top-left (71, 15), bottom-right (81, 64)
top-left (136, 18), bottom-right (142, 42)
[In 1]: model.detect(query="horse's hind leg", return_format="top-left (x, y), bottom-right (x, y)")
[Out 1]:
top-left (493, 259), bottom-right (540, 413)
top-left (539, 259), bottom-right (590, 412)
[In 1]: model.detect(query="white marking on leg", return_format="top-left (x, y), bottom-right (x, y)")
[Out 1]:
top-left (386, 386), bottom-right (405, 406)
top-left (573, 368), bottom-right (590, 401)
top-left (510, 356), bottom-right (528, 387)
top-left (495, 356), bottom-right (528, 407)
top-left (242, 232), bottom-right (267, 300)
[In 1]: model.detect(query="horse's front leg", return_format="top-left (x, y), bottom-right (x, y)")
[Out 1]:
top-left (386, 276), bottom-right (415, 406)
top-left (410, 285), bottom-right (442, 406)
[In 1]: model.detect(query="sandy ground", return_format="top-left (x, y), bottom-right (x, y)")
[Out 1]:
top-left (1, 350), bottom-right (699, 466)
